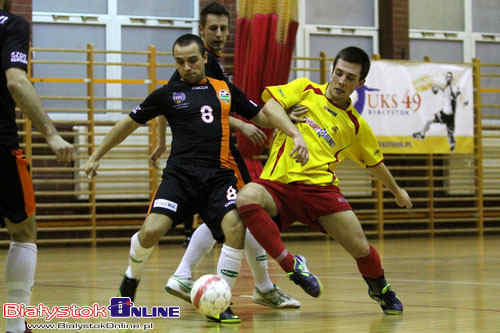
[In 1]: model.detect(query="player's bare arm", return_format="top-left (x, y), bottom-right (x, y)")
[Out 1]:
top-left (150, 116), bottom-right (168, 167)
top-left (229, 116), bottom-right (267, 146)
top-left (6, 67), bottom-right (74, 162)
top-left (368, 162), bottom-right (412, 208)
top-left (85, 116), bottom-right (140, 177)
top-left (252, 98), bottom-right (309, 165)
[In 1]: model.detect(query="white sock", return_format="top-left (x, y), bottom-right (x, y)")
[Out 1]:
top-left (217, 244), bottom-right (243, 290)
top-left (173, 223), bottom-right (216, 279)
top-left (5, 242), bottom-right (37, 333)
top-left (245, 230), bottom-right (274, 292)
top-left (125, 232), bottom-right (154, 280)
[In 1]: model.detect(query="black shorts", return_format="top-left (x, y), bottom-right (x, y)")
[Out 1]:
top-left (0, 146), bottom-right (36, 227)
top-left (149, 162), bottom-right (239, 242)
top-left (433, 111), bottom-right (455, 132)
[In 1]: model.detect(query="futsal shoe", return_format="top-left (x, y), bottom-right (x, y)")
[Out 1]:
top-left (368, 283), bottom-right (403, 315)
top-left (253, 285), bottom-right (301, 308)
top-left (288, 255), bottom-right (323, 297)
top-left (412, 131), bottom-right (425, 140)
top-left (165, 275), bottom-right (193, 303)
top-left (206, 307), bottom-right (241, 324)
top-left (118, 275), bottom-right (140, 302)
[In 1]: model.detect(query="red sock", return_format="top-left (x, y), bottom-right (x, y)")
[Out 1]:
top-left (356, 245), bottom-right (384, 278)
top-left (237, 204), bottom-right (294, 272)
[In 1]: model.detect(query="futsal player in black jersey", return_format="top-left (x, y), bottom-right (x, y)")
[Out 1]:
top-left (150, 2), bottom-right (301, 314)
top-left (84, 33), bottom-right (308, 323)
top-left (0, 1), bottom-right (74, 332)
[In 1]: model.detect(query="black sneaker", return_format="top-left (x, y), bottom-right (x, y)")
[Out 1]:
top-left (288, 255), bottom-right (323, 297)
top-left (206, 307), bottom-right (241, 323)
top-left (118, 275), bottom-right (140, 302)
top-left (368, 283), bottom-right (403, 315)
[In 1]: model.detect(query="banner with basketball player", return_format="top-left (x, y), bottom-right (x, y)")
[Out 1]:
top-left (352, 61), bottom-right (473, 154)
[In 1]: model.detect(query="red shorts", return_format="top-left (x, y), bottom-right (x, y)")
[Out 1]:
top-left (254, 179), bottom-right (352, 233)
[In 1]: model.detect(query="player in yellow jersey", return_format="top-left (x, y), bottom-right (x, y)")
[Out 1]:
top-left (237, 47), bottom-right (412, 315)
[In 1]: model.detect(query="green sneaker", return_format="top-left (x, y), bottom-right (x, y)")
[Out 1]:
top-left (206, 307), bottom-right (241, 324)
top-left (288, 255), bottom-right (322, 297)
top-left (165, 275), bottom-right (194, 303)
top-left (253, 285), bottom-right (301, 308)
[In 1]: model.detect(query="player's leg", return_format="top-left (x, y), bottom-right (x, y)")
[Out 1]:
top-left (165, 222), bottom-right (216, 302)
top-left (119, 213), bottom-right (174, 301)
top-left (237, 182), bottom-right (322, 298)
top-left (2, 147), bottom-right (37, 333)
top-left (245, 230), bottom-right (301, 308)
top-left (182, 215), bottom-right (194, 247)
top-left (319, 211), bottom-right (403, 314)
top-left (445, 118), bottom-right (456, 151)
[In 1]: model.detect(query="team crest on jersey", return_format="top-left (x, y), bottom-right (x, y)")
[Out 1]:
top-left (172, 92), bottom-right (186, 104)
top-left (219, 90), bottom-right (231, 103)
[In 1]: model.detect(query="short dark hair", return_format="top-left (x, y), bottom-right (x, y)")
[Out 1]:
top-left (172, 33), bottom-right (206, 56)
top-left (200, 2), bottom-right (230, 27)
top-left (332, 47), bottom-right (371, 81)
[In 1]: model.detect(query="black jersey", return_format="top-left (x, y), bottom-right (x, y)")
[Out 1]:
top-left (0, 10), bottom-right (30, 148)
top-left (170, 50), bottom-right (225, 82)
top-left (129, 77), bottom-right (260, 169)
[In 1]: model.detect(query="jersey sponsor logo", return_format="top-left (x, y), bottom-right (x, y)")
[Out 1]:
top-left (324, 106), bottom-right (337, 117)
top-left (172, 92), bottom-right (186, 104)
top-left (304, 117), bottom-right (335, 147)
top-left (10, 51), bottom-right (27, 65)
top-left (153, 199), bottom-right (178, 212)
top-left (218, 90), bottom-right (231, 103)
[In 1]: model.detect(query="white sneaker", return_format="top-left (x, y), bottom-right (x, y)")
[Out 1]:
top-left (165, 275), bottom-right (194, 303)
top-left (252, 285), bottom-right (301, 309)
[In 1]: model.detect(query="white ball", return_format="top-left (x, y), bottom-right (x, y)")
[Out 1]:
top-left (190, 274), bottom-right (231, 318)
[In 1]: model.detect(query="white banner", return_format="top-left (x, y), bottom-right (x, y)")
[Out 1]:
top-left (352, 61), bottom-right (474, 154)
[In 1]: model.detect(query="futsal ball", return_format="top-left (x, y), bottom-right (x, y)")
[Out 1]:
top-left (190, 274), bottom-right (231, 317)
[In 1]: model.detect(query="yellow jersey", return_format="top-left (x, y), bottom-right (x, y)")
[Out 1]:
top-left (261, 78), bottom-right (383, 186)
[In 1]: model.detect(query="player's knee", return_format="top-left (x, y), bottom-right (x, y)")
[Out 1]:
top-left (236, 184), bottom-right (261, 208)
top-left (140, 214), bottom-right (171, 247)
top-left (352, 238), bottom-right (370, 258)
top-left (7, 216), bottom-right (36, 243)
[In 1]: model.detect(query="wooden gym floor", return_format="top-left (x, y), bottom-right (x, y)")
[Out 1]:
top-left (1, 235), bottom-right (499, 332)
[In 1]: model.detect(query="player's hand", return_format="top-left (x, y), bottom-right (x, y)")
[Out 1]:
top-left (46, 134), bottom-right (74, 163)
top-left (240, 122), bottom-right (267, 146)
top-left (150, 144), bottom-right (167, 169)
top-left (394, 187), bottom-right (412, 209)
top-left (84, 157), bottom-right (100, 178)
top-left (288, 104), bottom-right (309, 123)
top-left (290, 133), bottom-right (309, 166)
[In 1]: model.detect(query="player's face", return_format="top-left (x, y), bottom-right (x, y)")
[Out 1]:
top-left (446, 72), bottom-right (453, 84)
top-left (200, 14), bottom-right (229, 53)
top-left (174, 42), bottom-right (208, 84)
top-left (327, 58), bottom-right (364, 107)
